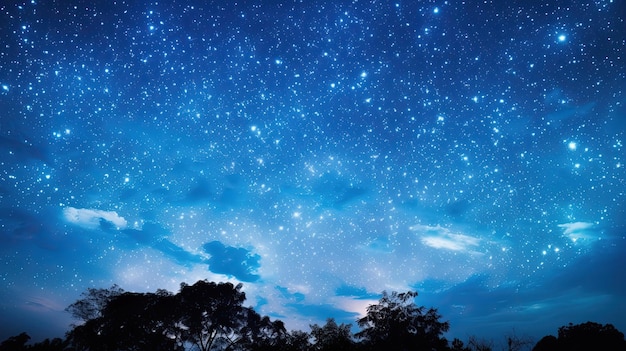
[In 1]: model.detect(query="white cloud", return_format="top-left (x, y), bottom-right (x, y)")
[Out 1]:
top-left (558, 221), bottom-right (596, 242)
top-left (333, 296), bottom-right (377, 319)
top-left (411, 224), bottom-right (480, 252)
top-left (421, 234), bottom-right (480, 251)
top-left (63, 206), bottom-right (128, 230)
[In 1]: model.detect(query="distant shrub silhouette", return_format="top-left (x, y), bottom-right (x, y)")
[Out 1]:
top-left (532, 321), bottom-right (626, 351)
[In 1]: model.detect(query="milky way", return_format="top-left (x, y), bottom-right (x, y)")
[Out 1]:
top-left (1, 0), bottom-right (625, 343)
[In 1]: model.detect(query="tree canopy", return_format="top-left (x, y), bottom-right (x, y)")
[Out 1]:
top-left (3, 280), bottom-right (625, 351)
top-left (356, 290), bottom-right (450, 351)
top-left (310, 318), bottom-right (355, 351)
top-left (64, 280), bottom-right (286, 351)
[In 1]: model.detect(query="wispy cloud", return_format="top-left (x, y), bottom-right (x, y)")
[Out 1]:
top-left (558, 221), bottom-right (597, 242)
top-left (411, 224), bottom-right (480, 252)
top-left (63, 207), bottom-right (127, 230)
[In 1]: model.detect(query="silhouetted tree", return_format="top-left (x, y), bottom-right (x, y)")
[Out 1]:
top-left (239, 312), bottom-right (288, 351)
top-left (450, 338), bottom-right (471, 351)
top-left (466, 336), bottom-right (493, 351)
top-left (66, 290), bottom-right (182, 351)
top-left (280, 330), bottom-right (312, 351)
top-left (531, 335), bottom-right (557, 351)
top-left (556, 321), bottom-right (625, 350)
top-left (104, 291), bottom-right (181, 351)
top-left (175, 280), bottom-right (253, 351)
top-left (65, 318), bottom-right (102, 351)
top-left (310, 318), bottom-right (355, 351)
top-left (27, 338), bottom-right (68, 351)
top-left (65, 285), bottom-right (123, 324)
top-left (504, 331), bottom-right (533, 351)
top-left (65, 280), bottom-right (284, 351)
top-left (531, 322), bottom-right (626, 351)
top-left (0, 332), bottom-right (30, 351)
top-left (355, 291), bottom-right (450, 351)
top-left (156, 280), bottom-right (285, 351)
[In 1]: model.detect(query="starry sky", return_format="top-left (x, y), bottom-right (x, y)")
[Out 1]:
top-left (1, 0), bottom-right (625, 344)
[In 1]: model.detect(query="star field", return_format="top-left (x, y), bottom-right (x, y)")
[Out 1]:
top-left (1, 0), bottom-right (625, 343)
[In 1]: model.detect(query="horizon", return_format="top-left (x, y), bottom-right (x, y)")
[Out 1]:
top-left (4, 260), bottom-right (626, 344)
top-left (1, 0), bottom-right (625, 346)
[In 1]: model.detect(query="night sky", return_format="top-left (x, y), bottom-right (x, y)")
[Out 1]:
top-left (1, 0), bottom-right (625, 344)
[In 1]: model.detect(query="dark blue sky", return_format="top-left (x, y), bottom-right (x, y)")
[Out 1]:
top-left (1, 0), bottom-right (625, 344)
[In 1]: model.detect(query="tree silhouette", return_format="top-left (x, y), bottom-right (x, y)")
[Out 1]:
top-left (556, 321), bottom-right (625, 350)
top-left (531, 335), bottom-right (557, 351)
top-left (51, 280), bottom-right (626, 351)
top-left (280, 330), bottom-right (312, 351)
top-left (531, 321), bottom-right (626, 351)
top-left (450, 338), bottom-right (471, 351)
top-left (65, 285), bottom-right (124, 323)
top-left (466, 336), bottom-right (493, 351)
top-left (65, 280), bottom-right (284, 351)
top-left (355, 291), bottom-right (450, 351)
top-left (25, 338), bottom-right (68, 351)
top-left (503, 331), bottom-right (533, 351)
top-left (236, 311), bottom-right (288, 351)
top-left (104, 291), bottom-right (181, 351)
top-left (175, 280), bottom-right (257, 351)
top-left (0, 334), bottom-right (68, 351)
top-left (66, 290), bottom-right (182, 351)
top-left (0, 332), bottom-right (30, 351)
top-left (310, 318), bottom-right (355, 351)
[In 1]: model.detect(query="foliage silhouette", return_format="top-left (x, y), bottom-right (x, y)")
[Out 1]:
top-left (531, 335), bottom-right (557, 351)
top-left (4, 280), bottom-right (626, 351)
top-left (0, 332), bottom-right (30, 351)
top-left (0, 333), bottom-right (68, 351)
top-left (355, 290), bottom-right (450, 351)
top-left (531, 321), bottom-right (626, 351)
top-left (279, 330), bottom-right (312, 351)
top-left (504, 331), bottom-right (533, 351)
top-left (64, 280), bottom-right (285, 351)
top-left (66, 290), bottom-right (182, 351)
top-left (449, 338), bottom-right (472, 351)
top-left (175, 280), bottom-right (287, 351)
top-left (65, 284), bottom-right (124, 323)
top-left (465, 336), bottom-right (493, 351)
top-left (309, 318), bottom-right (355, 351)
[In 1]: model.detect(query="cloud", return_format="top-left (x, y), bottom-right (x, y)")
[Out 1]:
top-left (276, 285), bottom-right (306, 302)
top-left (411, 224), bottom-right (480, 252)
top-left (153, 239), bottom-right (205, 266)
top-left (63, 209), bottom-right (204, 268)
top-left (22, 295), bottom-right (66, 313)
top-left (63, 211), bottom-right (204, 267)
top-left (421, 234), bottom-right (479, 251)
top-left (558, 221), bottom-right (597, 242)
top-left (121, 223), bottom-right (205, 267)
top-left (332, 296), bottom-right (378, 320)
top-left (63, 207), bottom-right (127, 230)
top-left (203, 241), bottom-right (261, 282)
top-left (335, 284), bottom-right (380, 299)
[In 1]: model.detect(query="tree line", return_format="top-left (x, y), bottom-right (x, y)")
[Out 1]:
top-left (1, 280), bottom-right (624, 351)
